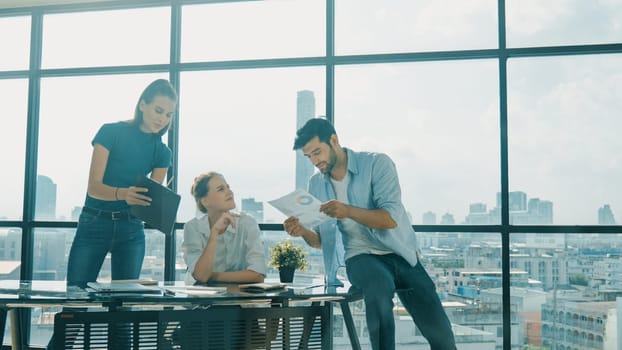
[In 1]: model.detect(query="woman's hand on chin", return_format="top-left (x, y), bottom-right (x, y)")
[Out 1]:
top-left (212, 211), bottom-right (240, 234)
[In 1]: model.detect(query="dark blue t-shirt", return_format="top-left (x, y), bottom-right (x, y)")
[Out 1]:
top-left (84, 121), bottom-right (172, 211)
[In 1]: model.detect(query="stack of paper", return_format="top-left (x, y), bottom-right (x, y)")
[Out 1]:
top-left (164, 285), bottom-right (227, 296)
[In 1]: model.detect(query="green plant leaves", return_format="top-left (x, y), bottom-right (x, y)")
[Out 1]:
top-left (268, 239), bottom-right (308, 271)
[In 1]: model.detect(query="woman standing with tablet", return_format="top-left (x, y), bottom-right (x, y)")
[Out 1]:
top-left (66, 79), bottom-right (178, 288)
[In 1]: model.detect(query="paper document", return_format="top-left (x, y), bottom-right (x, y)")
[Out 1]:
top-left (164, 285), bottom-right (227, 296)
top-left (268, 189), bottom-right (330, 228)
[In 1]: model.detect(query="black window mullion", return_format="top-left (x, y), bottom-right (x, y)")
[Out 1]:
top-left (325, 0), bottom-right (334, 124)
top-left (497, 1), bottom-right (511, 350)
top-left (165, 1), bottom-right (182, 282)
top-left (19, 9), bottom-right (44, 348)
top-left (22, 9), bottom-right (43, 283)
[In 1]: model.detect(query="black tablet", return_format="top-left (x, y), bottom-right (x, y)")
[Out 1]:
top-left (130, 177), bottom-right (181, 235)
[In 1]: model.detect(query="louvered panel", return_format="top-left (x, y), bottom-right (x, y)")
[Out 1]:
top-left (55, 304), bottom-right (330, 349)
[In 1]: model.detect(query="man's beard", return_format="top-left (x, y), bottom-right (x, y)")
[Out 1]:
top-left (322, 145), bottom-right (338, 174)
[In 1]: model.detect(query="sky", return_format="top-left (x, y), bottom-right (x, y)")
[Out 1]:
top-left (1, 0), bottom-right (621, 225)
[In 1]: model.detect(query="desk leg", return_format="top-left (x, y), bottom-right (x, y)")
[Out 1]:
top-left (297, 302), bottom-right (319, 350)
top-left (8, 308), bottom-right (24, 350)
top-left (263, 317), bottom-right (279, 350)
top-left (281, 301), bottom-right (290, 350)
top-left (340, 301), bottom-right (361, 350)
top-left (0, 308), bottom-right (6, 347)
top-left (325, 302), bottom-right (333, 350)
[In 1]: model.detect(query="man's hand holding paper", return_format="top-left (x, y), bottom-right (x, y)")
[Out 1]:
top-left (319, 199), bottom-right (351, 219)
top-left (268, 189), bottom-right (331, 228)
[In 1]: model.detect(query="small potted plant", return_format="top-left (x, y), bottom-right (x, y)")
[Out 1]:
top-left (268, 239), bottom-right (308, 283)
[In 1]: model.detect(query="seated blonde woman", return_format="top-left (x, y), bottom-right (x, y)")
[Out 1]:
top-left (182, 172), bottom-right (266, 285)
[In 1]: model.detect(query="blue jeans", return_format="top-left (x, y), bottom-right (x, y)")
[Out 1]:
top-left (66, 209), bottom-right (146, 287)
top-left (49, 210), bottom-right (145, 350)
top-left (346, 253), bottom-right (456, 350)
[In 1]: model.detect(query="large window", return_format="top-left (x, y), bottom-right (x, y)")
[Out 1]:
top-left (177, 67), bottom-right (325, 222)
top-left (508, 54), bottom-right (622, 225)
top-left (0, 1), bottom-right (621, 349)
top-left (42, 7), bottom-right (171, 68)
top-left (0, 79), bottom-right (28, 221)
top-left (335, 60), bottom-right (500, 224)
top-left (506, 0), bottom-right (622, 47)
top-left (181, 0), bottom-right (325, 62)
top-left (0, 16), bottom-right (30, 71)
top-left (335, 0), bottom-right (498, 54)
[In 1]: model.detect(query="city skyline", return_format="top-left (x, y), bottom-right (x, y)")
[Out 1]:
top-left (18, 170), bottom-right (619, 227)
top-left (3, 78), bottom-right (622, 225)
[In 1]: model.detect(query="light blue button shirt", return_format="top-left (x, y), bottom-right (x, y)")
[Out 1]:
top-left (308, 148), bottom-right (419, 285)
top-left (182, 212), bottom-right (266, 285)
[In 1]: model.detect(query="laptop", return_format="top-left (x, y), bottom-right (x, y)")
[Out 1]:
top-left (86, 282), bottom-right (161, 294)
top-left (238, 282), bottom-right (287, 293)
top-left (129, 176), bottom-right (181, 235)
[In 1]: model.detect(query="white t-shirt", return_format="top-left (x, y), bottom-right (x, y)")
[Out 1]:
top-left (330, 173), bottom-right (391, 260)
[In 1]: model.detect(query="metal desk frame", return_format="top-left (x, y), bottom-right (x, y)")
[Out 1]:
top-left (0, 281), bottom-right (363, 350)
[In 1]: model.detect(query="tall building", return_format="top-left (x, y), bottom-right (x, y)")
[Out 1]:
top-left (422, 211), bottom-right (436, 225)
top-left (36, 175), bottom-right (56, 220)
top-left (241, 197), bottom-right (264, 223)
top-left (295, 90), bottom-right (316, 190)
top-left (71, 206), bottom-right (82, 221)
top-left (490, 191), bottom-right (554, 225)
top-left (470, 203), bottom-right (487, 213)
top-left (0, 228), bottom-right (22, 262)
top-left (440, 212), bottom-right (455, 225)
top-left (33, 229), bottom-right (65, 280)
top-left (598, 204), bottom-right (616, 225)
top-left (466, 202), bottom-right (493, 224)
top-left (541, 300), bottom-right (616, 350)
top-left (528, 198), bottom-right (554, 224)
top-left (497, 191), bottom-right (527, 212)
